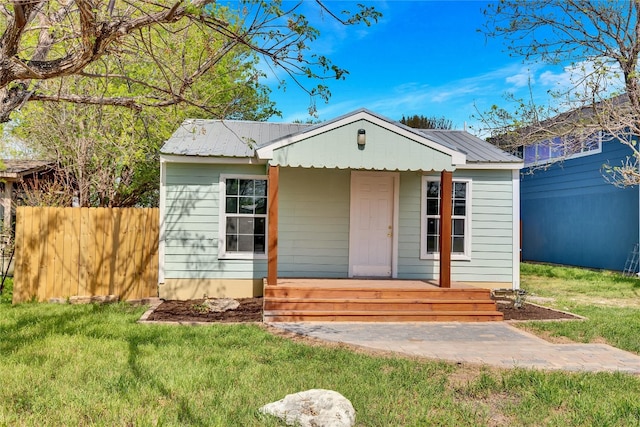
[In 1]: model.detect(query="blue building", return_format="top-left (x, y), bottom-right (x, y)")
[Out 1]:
top-left (520, 134), bottom-right (639, 271)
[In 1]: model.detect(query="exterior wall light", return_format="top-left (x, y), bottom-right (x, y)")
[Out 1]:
top-left (357, 129), bottom-right (366, 147)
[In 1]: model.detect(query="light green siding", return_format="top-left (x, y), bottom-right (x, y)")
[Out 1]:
top-left (278, 168), bottom-right (351, 277)
top-left (397, 170), bottom-right (514, 282)
top-left (162, 163), bottom-right (514, 284)
top-left (162, 162), bottom-right (268, 280)
top-left (271, 120), bottom-right (455, 171)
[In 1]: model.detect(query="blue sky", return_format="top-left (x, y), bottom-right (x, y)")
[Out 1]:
top-left (263, 1), bottom-right (578, 135)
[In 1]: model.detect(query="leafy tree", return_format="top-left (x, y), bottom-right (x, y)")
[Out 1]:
top-left (13, 27), bottom-right (274, 207)
top-left (0, 0), bottom-right (381, 122)
top-left (400, 115), bottom-right (453, 130)
top-left (5, 1), bottom-right (380, 207)
top-left (480, 1), bottom-right (640, 184)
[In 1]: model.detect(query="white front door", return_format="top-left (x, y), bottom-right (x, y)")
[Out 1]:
top-left (349, 172), bottom-right (396, 277)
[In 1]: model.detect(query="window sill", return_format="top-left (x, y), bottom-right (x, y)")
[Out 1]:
top-left (421, 254), bottom-right (471, 262)
top-left (218, 253), bottom-right (268, 261)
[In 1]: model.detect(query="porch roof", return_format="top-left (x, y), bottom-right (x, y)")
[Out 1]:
top-left (257, 109), bottom-right (463, 171)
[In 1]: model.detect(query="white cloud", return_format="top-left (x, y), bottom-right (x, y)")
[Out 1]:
top-left (274, 61), bottom-right (607, 134)
top-left (506, 71), bottom-right (534, 88)
top-left (539, 69), bottom-right (571, 88)
top-left (537, 59), bottom-right (624, 93)
top-left (279, 62), bottom-right (547, 128)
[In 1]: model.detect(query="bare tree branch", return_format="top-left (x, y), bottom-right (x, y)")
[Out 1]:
top-left (479, 1), bottom-right (640, 185)
top-left (0, 1), bottom-right (381, 122)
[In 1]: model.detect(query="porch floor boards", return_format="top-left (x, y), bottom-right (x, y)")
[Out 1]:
top-left (263, 279), bottom-right (504, 322)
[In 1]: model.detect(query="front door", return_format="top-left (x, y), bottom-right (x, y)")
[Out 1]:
top-left (349, 172), bottom-right (395, 277)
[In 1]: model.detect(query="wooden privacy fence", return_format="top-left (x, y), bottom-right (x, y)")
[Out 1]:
top-left (13, 207), bottom-right (159, 303)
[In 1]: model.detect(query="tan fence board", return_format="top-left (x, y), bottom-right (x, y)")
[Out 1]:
top-left (52, 208), bottom-right (65, 299)
top-left (35, 207), bottom-right (48, 302)
top-left (70, 208), bottom-right (81, 296)
top-left (13, 207), bottom-right (29, 301)
top-left (143, 208), bottom-right (159, 298)
top-left (78, 208), bottom-right (89, 297)
top-left (13, 207), bottom-right (159, 303)
top-left (112, 209), bottom-right (126, 299)
top-left (43, 207), bottom-right (56, 299)
top-left (89, 208), bottom-right (107, 297)
top-left (130, 209), bottom-right (144, 300)
top-left (33, 207), bottom-right (43, 299)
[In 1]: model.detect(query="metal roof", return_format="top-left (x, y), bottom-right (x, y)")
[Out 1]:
top-left (418, 129), bottom-right (522, 164)
top-left (161, 111), bottom-right (522, 165)
top-left (161, 119), bottom-right (311, 157)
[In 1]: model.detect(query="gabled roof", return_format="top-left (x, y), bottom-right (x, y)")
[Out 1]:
top-left (254, 109), bottom-right (466, 165)
top-left (270, 108), bottom-right (458, 154)
top-left (161, 109), bottom-right (522, 168)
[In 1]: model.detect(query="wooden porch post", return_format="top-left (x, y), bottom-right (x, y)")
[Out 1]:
top-left (439, 170), bottom-right (452, 288)
top-left (267, 165), bottom-right (279, 286)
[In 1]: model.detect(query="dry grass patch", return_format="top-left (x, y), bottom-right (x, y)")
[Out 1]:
top-left (449, 368), bottom-right (520, 427)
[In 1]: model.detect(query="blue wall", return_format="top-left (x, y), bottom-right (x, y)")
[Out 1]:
top-left (521, 141), bottom-right (638, 271)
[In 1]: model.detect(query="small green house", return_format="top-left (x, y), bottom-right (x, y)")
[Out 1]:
top-left (159, 109), bottom-right (523, 300)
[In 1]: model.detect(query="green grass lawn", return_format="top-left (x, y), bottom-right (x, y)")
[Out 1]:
top-left (518, 263), bottom-right (640, 354)
top-left (1, 271), bottom-right (640, 426)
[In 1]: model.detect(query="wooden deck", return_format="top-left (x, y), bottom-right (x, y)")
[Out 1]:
top-left (263, 279), bottom-right (504, 322)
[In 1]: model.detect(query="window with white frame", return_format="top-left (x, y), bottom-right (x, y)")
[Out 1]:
top-left (523, 132), bottom-right (602, 166)
top-left (421, 177), bottom-right (471, 259)
top-left (219, 175), bottom-right (267, 258)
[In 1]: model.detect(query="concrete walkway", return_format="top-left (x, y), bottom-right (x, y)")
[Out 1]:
top-left (270, 322), bottom-right (640, 374)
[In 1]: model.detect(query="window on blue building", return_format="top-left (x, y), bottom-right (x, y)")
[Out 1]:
top-left (524, 132), bottom-right (602, 166)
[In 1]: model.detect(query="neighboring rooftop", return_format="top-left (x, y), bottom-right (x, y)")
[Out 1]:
top-left (0, 159), bottom-right (53, 179)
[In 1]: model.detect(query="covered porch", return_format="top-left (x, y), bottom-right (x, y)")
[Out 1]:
top-left (258, 111), bottom-right (467, 291)
top-left (257, 111), bottom-right (504, 322)
top-left (261, 165), bottom-right (501, 322)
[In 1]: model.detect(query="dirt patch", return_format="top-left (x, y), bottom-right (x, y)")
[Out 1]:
top-left (145, 298), bottom-right (581, 323)
top-left (146, 298), bottom-right (263, 323)
top-left (497, 302), bottom-right (581, 321)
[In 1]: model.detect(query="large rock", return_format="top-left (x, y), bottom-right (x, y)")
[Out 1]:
top-left (203, 298), bottom-right (239, 312)
top-left (259, 389), bottom-right (356, 427)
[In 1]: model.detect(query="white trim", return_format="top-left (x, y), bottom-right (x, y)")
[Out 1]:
top-left (420, 175), bottom-right (472, 261)
top-left (158, 159), bottom-right (167, 284)
top-left (218, 173), bottom-right (268, 260)
top-left (457, 162), bottom-right (523, 170)
top-left (512, 169), bottom-right (521, 290)
top-left (256, 110), bottom-right (466, 165)
top-left (348, 171), bottom-right (399, 277)
top-left (348, 175), bottom-right (355, 277)
top-left (392, 173), bottom-right (400, 278)
top-left (160, 154), bottom-right (266, 165)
